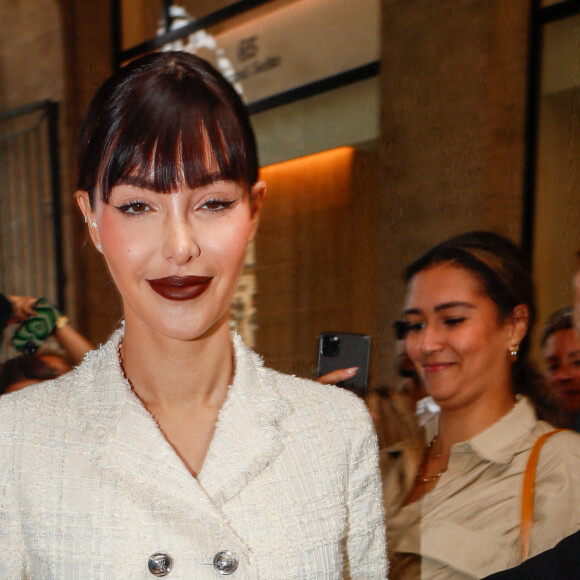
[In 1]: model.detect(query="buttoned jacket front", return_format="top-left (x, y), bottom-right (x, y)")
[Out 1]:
top-left (0, 331), bottom-right (387, 579)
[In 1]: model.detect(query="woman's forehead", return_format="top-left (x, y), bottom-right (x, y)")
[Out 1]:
top-left (405, 264), bottom-right (486, 304)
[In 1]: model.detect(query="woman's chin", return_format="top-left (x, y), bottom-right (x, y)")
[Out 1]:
top-left (157, 321), bottom-right (227, 343)
top-left (123, 311), bottom-right (230, 345)
top-left (424, 388), bottom-right (458, 409)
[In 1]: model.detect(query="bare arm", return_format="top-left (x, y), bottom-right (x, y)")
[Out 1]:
top-left (53, 322), bottom-right (94, 366)
top-left (7, 295), bottom-right (94, 365)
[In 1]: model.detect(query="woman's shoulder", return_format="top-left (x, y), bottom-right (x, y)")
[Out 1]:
top-left (234, 334), bottom-right (368, 415)
top-left (526, 424), bottom-right (580, 555)
top-left (0, 368), bottom-right (77, 406)
top-left (267, 365), bottom-right (369, 417)
top-left (252, 363), bottom-right (374, 442)
top-left (0, 370), bottom-right (80, 444)
top-left (511, 420), bottom-right (580, 490)
top-left (0, 334), bottom-right (120, 428)
top-left (528, 417), bottom-right (580, 448)
top-left (533, 423), bottom-right (580, 467)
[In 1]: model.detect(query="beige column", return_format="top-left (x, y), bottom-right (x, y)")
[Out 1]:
top-left (375, 0), bottom-right (531, 385)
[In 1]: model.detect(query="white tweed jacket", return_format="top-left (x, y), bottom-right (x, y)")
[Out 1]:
top-left (0, 330), bottom-right (387, 579)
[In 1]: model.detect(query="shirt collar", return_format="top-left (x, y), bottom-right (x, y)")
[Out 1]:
top-left (468, 396), bottom-right (537, 463)
top-left (424, 396), bottom-right (538, 465)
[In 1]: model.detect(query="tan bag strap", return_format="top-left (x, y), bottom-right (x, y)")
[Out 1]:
top-left (521, 429), bottom-right (568, 561)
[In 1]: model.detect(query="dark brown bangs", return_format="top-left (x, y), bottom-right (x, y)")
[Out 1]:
top-left (77, 51), bottom-right (259, 206)
top-left (98, 76), bottom-right (254, 201)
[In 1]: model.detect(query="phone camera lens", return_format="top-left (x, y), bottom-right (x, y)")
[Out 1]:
top-left (322, 335), bottom-right (341, 357)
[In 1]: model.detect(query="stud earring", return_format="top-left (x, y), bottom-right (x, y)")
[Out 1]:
top-left (91, 221), bottom-right (98, 228)
top-left (97, 244), bottom-right (103, 253)
top-left (509, 345), bottom-right (519, 359)
top-left (83, 216), bottom-right (88, 224)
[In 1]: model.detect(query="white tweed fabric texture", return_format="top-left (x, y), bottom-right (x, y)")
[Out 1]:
top-left (0, 329), bottom-right (387, 579)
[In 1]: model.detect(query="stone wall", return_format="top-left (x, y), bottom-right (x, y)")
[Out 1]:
top-left (60, 0), bottom-right (122, 343)
top-left (255, 145), bottom-right (381, 381)
top-left (0, 0), bottom-right (64, 111)
top-left (0, 0), bottom-right (74, 315)
top-left (375, 0), bottom-right (531, 385)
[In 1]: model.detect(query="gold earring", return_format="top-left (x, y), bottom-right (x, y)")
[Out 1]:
top-left (509, 345), bottom-right (519, 359)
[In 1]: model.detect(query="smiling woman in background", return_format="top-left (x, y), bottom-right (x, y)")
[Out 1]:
top-left (383, 231), bottom-right (580, 580)
top-left (0, 51), bottom-right (386, 579)
top-left (540, 306), bottom-right (580, 431)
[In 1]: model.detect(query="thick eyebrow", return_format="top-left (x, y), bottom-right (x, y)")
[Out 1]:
top-left (403, 301), bottom-right (476, 316)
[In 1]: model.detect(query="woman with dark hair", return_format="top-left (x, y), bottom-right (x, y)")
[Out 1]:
top-left (478, 258), bottom-right (580, 580)
top-left (540, 306), bottom-right (580, 430)
top-left (0, 354), bottom-right (60, 394)
top-left (0, 52), bottom-right (386, 578)
top-left (384, 231), bottom-right (580, 579)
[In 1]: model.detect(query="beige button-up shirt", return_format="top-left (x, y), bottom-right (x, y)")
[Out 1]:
top-left (384, 397), bottom-right (580, 579)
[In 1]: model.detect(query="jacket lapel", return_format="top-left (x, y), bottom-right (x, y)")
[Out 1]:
top-left (199, 334), bottom-right (292, 507)
top-left (81, 331), bottom-right (219, 519)
top-left (81, 330), bottom-right (291, 515)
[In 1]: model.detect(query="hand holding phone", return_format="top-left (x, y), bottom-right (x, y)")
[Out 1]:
top-left (317, 332), bottom-right (371, 397)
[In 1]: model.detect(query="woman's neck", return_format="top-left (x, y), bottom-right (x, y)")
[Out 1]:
top-left (434, 390), bottom-right (517, 454)
top-left (119, 318), bottom-right (234, 411)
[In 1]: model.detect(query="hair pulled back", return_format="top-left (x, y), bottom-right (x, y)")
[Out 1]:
top-left (405, 230), bottom-right (566, 426)
top-left (541, 306), bottom-right (574, 347)
top-left (77, 51), bottom-right (258, 207)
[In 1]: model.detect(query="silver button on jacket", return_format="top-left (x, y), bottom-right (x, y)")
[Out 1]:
top-left (213, 551), bottom-right (239, 575)
top-left (148, 552), bottom-right (174, 576)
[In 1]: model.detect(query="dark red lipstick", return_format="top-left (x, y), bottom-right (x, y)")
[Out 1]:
top-left (147, 276), bottom-right (212, 301)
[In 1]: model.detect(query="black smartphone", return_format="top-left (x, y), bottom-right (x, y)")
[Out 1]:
top-left (317, 332), bottom-right (371, 397)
